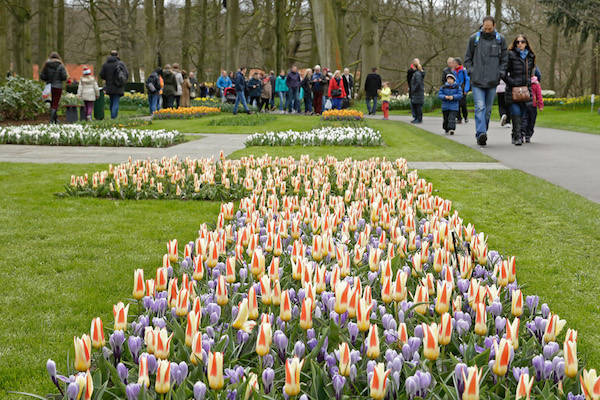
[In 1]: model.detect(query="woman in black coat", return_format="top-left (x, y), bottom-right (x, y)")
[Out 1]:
top-left (409, 61), bottom-right (425, 124)
top-left (40, 52), bottom-right (67, 123)
top-left (505, 34), bottom-right (535, 145)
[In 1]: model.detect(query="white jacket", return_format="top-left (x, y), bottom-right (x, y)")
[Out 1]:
top-left (77, 76), bottom-right (100, 102)
top-left (175, 72), bottom-right (183, 95)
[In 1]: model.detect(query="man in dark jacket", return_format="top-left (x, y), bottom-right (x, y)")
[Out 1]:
top-left (233, 66), bottom-right (250, 114)
top-left (285, 65), bottom-right (301, 113)
top-left (99, 50), bottom-right (129, 119)
top-left (248, 72), bottom-right (262, 107)
top-left (161, 65), bottom-right (177, 109)
top-left (342, 68), bottom-right (354, 100)
top-left (441, 57), bottom-right (456, 85)
top-left (364, 67), bottom-right (382, 115)
top-left (269, 71), bottom-right (276, 110)
top-left (146, 68), bottom-right (161, 114)
top-left (464, 16), bottom-right (508, 145)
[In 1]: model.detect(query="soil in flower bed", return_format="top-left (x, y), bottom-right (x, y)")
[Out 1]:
top-left (0, 115), bottom-right (67, 126)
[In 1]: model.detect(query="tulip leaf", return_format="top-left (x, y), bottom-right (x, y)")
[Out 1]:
top-left (97, 355), bottom-right (127, 396)
top-left (6, 391), bottom-right (48, 400)
top-left (92, 380), bottom-right (108, 400)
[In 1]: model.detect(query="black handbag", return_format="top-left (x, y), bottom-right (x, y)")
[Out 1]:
top-left (331, 89), bottom-right (342, 97)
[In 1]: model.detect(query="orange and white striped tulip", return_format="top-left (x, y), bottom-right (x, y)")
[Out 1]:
top-left (208, 351), bottom-right (224, 390)
top-left (272, 279), bottom-right (281, 306)
top-left (216, 275), bottom-right (228, 306)
top-left (206, 241), bottom-right (219, 269)
top-left (565, 328), bottom-right (578, 343)
top-left (156, 267), bottom-right (168, 291)
top-left (438, 313), bottom-right (453, 346)
top-left (138, 353), bottom-right (150, 387)
top-left (497, 260), bottom-right (509, 288)
top-left (190, 331), bottom-right (203, 365)
top-left (338, 342), bottom-right (351, 376)
top-left (225, 256), bottom-right (236, 283)
top-left (381, 277), bottom-right (393, 304)
top-left (580, 369), bottom-right (600, 400)
top-left (413, 285), bottom-right (429, 315)
top-left (167, 239), bottom-right (178, 262)
top-left (185, 310), bottom-right (200, 346)
top-left (250, 248), bottom-right (265, 278)
top-left (474, 302), bottom-right (487, 336)
top-left (462, 367), bottom-right (482, 400)
top-left (154, 327), bottom-right (173, 360)
top-left (256, 319), bottom-right (272, 356)
top-left (232, 298), bottom-right (256, 333)
top-left (435, 281), bottom-right (452, 315)
top-left (397, 322), bottom-right (409, 346)
top-left (507, 256), bottom-right (516, 283)
top-left (334, 281), bottom-right (350, 314)
top-left (280, 290), bottom-right (292, 322)
top-left (90, 317), bottom-right (105, 349)
top-left (357, 297), bottom-right (374, 332)
top-left (492, 338), bottom-right (512, 377)
top-left (543, 313), bottom-right (566, 343)
top-left (564, 339), bottom-right (578, 379)
top-left (175, 288), bottom-right (190, 317)
top-left (155, 359), bottom-right (171, 394)
top-left (299, 297), bottom-right (313, 330)
top-left (511, 289), bottom-right (523, 317)
top-left (392, 270), bottom-right (408, 302)
top-left (167, 278), bottom-right (179, 308)
top-left (515, 373), bottom-right (534, 400)
top-left (144, 327), bottom-right (155, 354)
top-left (146, 279), bottom-right (156, 298)
top-left (422, 322), bottom-right (439, 361)
top-left (411, 253), bottom-right (423, 276)
top-left (505, 317), bottom-right (520, 350)
top-left (369, 248), bottom-right (382, 272)
top-left (366, 324), bottom-right (380, 359)
top-left (248, 286), bottom-right (259, 320)
top-left (369, 362), bottom-right (391, 400)
top-left (193, 255), bottom-right (204, 280)
top-left (132, 269), bottom-right (145, 300)
top-left (284, 357), bottom-right (304, 396)
top-left (113, 302), bottom-right (129, 331)
top-left (74, 334), bottom-right (91, 372)
top-left (260, 275), bottom-right (271, 305)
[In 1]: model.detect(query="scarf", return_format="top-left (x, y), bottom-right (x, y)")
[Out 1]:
top-left (519, 49), bottom-right (529, 59)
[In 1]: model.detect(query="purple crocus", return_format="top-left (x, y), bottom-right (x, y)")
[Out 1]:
top-left (177, 361), bottom-right (188, 384)
top-left (513, 366), bottom-right (529, 382)
top-left (405, 376), bottom-right (419, 399)
top-left (128, 336), bottom-right (143, 364)
top-left (541, 303), bottom-right (550, 318)
top-left (125, 383), bottom-right (141, 400)
top-left (109, 330), bottom-right (126, 364)
top-left (532, 354), bottom-right (545, 381)
top-left (194, 381), bottom-right (207, 400)
top-left (454, 363), bottom-right (468, 398)
top-left (117, 362), bottom-right (128, 384)
top-left (66, 382), bottom-right (79, 400)
top-left (332, 374), bottom-right (346, 400)
top-left (347, 322), bottom-right (359, 343)
top-left (273, 330), bottom-right (288, 361)
top-left (543, 342), bottom-right (559, 360)
top-left (526, 295), bottom-right (539, 315)
top-left (262, 368), bottom-right (275, 394)
top-left (294, 341), bottom-right (305, 358)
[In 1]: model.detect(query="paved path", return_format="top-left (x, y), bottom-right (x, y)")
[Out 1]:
top-left (368, 115), bottom-right (600, 203)
top-left (0, 133), bottom-right (248, 164)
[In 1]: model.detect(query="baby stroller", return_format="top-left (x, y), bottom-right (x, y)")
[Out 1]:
top-left (224, 87), bottom-right (237, 104)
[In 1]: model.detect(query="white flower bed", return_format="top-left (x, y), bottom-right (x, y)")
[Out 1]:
top-left (0, 125), bottom-right (184, 147)
top-left (244, 126), bottom-right (383, 147)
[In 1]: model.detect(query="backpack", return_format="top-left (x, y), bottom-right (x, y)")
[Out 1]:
top-left (474, 31), bottom-right (502, 46)
top-left (114, 62), bottom-right (128, 87)
top-left (146, 74), bottom-right (157, 93)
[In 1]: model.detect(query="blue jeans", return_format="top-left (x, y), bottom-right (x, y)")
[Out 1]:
top-left (331, 98), bottom-right (342, 110)
top-left (148, 94), bottom-right (159, 114)
top-left (109, 94), bottom-right (121, 119)
top-left (287, 87), bottom-right (300, 112)
top-left (366, 96), bottom-right (377, 114)
top-left (472, 86), bottom-right (496, 137)
top-left (278, 91), bottom-right (286, 110)
top-left (233, 91), bottom-right (249, 113)
top-left (304, 94), bottom-right (313, 113)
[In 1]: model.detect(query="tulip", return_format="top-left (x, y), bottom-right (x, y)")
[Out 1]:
top-left (206, 241), bottom-right (219, 269)
top-left (74, 334), bottom-right (91, 372)
top-left (334, 281), bottom-right (350, 314)
top-left (256, 320), bottom-right (272, 356)
top-left (357, 298), bottom-right (374, 332)
top-left (366, 324), bottom-right (380, 359)
top-left (185, 310), bottom-right (200, 346)
top-left (543, 313), bottom-right (566, 343)
top-left (192, 255), bottom-right (204, 281)
top-left (392, 270), bottom-right (408, 302)
top-left (474, 302), bottom-right (487, 336)
top-left (381, 277), bottom-right (393, 304)
top-left (250, 248), bottom-right (265, 278)
top-left (216, 275), bottom-right (228, 305)
top-left (113, 302), bottom-right (129, 331)
top-left (156, 267), bottom-right (168, 291)
top-left (75, 374), bottom-right (86, 400)
top-left (138, 354), bottom-right (150, 387)
top-left (132, 269), bottom-right (145, 300)
top-left (84, 370), bottom-right (93, 400)
top-left (580, 369), bottom-right (600, 400)
top-left (492, 338), bottom-right (512, 377)
top-left (515, 373), bottom-right (534, 400)
top-left (397, 322), bottom-right (408, 346)
top-left (438, 313), bottom-right (453, 346)
top-left (154, 327), bottom-right (173, 360)
top-left (369, 362), bottom-right (391, 400)
top-left (422, 322), bottom-right (439, 361)
top-left (260, 275), bottom-right (271, 305)
top-left (413, 285), bottom-right (429, 315)
top-left (225, 256), bottom-right (236, 283)
top-left (207, 351), bottom-right (224, 390)
top-left (190, 331), bottom-right (203, 365)
top-left (232, 298), bottom-right (256, 333)
top-left (244, 372), bottom-right (259, 400)
top-left (462, 366), bottom-right (481, 400)
top-left (338, 342), bottom-right (351, 376)
top-left (280, 290), bottom-right (292, 322)
top-left (168, 278), bottom-right (179, 308)
top-left (435, 281), bottom-right (452, 315)
top-left (565, 328), bottom-right (578, 343)
top-left (511, 289), bottom-right (523, 317)
top-left (284, 357), bottom-right (304, 396)
top-left (90, 317), bottom-right (105, 349)
top-left (167, 239), bottom-right (178, 262)
top-left (155, 359), bottom-right (171, 394)
top-left (505, 317), bottom-right (520, 350)
top-left (272, 279), bottom-right (282, 306)
top-left (175, 288), bottom-right (190, 317)
top-left (564, 339), bottom-right (578, 379)
top-left (299, 297), bottom-right (313, 330)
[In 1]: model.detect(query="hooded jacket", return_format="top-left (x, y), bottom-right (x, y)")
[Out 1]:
top-left (77, 75), bottom-right (100, 102)
top-left (216, 75), bottom-right (232, 90)
top-left (99, 56), bottom-right (129, 95)
top-left (364, 73), bottom-right (382, 97)
top-left (162, 69), bottom-right (177, 97)
top-left (275, 75), bottom-right (288, 92)
top-left (453, 65), bottom-right (470, 93)
top-left (248, 77), bottom-right (262, 98)
top-left (286, 71), bottom-right (301, 89)
top-left (40, 59), bottom-right (67, 89)
top-left (234, 71), bottom-right (247, 92)
top-left (438, 81), bottom-right (463, 111)
top-left (409, 70), bottom-right (425, 105)
top-left (464, 30), bottom-right (508, 89)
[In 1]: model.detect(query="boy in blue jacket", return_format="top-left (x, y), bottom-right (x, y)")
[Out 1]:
top-left (438, 74), bottom-right (463, 135)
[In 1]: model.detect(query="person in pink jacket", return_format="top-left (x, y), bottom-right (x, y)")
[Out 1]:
top-left (522, 75), bottom-right (543, 143)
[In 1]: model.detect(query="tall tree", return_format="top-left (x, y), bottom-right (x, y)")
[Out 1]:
top-left (89, 0), bottom-right (103, 74)
top-left (144, 0), bottom-right (156, 74)
top-left (334, 0), bottom-right (347, 66)
top-left (155, 0), bottom-right (165, 66)
top-left (56, 0), bottom-right (64, 57)
top-left (0, 4), bottom-right (8, 80)
top-left (225, 0), bottom-right (240, 72)
top-left (196, 0), bottom-right (208, 79)
top-left (591, 36), bottom-right (599, 94)
top-left (275, 0), bottom-right (287, 72)
top-left (38, 0), bottom-right (48, 68)
top-left (9, 0), bottom-right (33, 77)
top-left (261, 0), bottom-right (275, 71)
top-left (494, 0), bottom-right (502, 31)
top-left (561, 33), bottom-right (586, 96)
top-left (128, 0), bottom-right (140, 81)
top-left (310, 0), bottom-right (342, 70)
top-left (548, 24), bottom-right (559, 90)
top-left (181, 0), bottom-right (192, 71)
top-left (360, 0), bottom-right (379, 95)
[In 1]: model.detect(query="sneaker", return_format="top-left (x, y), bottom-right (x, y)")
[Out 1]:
top-left (410, 120), bottom-right (417, 124)
top-left (464, 118), bottom-right (468, 123)
top-left (525, 136), bottom-right (531, 143)
top-left (500, 114), bottom-right (507, 126)
top-left (457, 120), bottom-right (462, 124)
top-left (449, 130), bottom-right (455, 135)
top-left (476, 133), bottom-right (487, 146)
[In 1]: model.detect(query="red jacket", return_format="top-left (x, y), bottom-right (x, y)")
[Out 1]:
top-left (531, 82), bottom-right (543, 110)
top-left (328, 77), bottom-right (347, 98)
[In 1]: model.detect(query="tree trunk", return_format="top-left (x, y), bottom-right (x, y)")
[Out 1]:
top-left (181, 0), bottom-right (192, 71)
top-left (24, 0), bottom-right (33, 78)
top-left (334, 0), bottom-right (347, 67)
top-left (128, 1), bottom-right (140, 82)
top-left (309, 10), bottom-right (318, 67)
top-left (261, 0), bottom-right (274, 71)
top-left (155, 0), bottom-right (165, 67)
top-left (494, 0), bottom-right (502, 31)
top-left (485, 0), bottom-right (491, 16)
top-left (144, 0), bottom-right (155, 75)
top-left (47, 0), bottom-right (54, 56)
top-left (275, 0), bottom-right (287, 72)
top-left (359, 1), bottom-right (378, 96)
top-left (12, 1), bottom-right (33, 77)
top-left (549, 25), bottom-right (558, 91)
top-left (196, 0), bottom-right (208, 80)
top-left (56, 0), bottom-right (64, 57)
top-left (311, 0), bottom-right (342, 70)
top-left (591, 36), bottom-right (599, 95)
top-left (38, 0), bottom-right (48, 69)
top-left (287, 0), bottom-right (302, 67)
top-left (211, 0), bottom-right (220, 79)
top-left (89, 0), bottom-right (103, 75)
top-left (0, 5), bottom-right (8, 81)
top-left (561, 34), bottom-right (587, 97)
top-left (225, 0), bottom-right (240, 72)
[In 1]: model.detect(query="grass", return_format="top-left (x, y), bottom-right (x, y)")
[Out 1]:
top-left (2, 163), bottom-right (600, 398)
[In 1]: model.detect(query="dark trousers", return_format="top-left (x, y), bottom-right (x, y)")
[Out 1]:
top-left (442, 110), bottom-right (458, 132)
top-left (258, 97), bottom-right (270, 111)
top-left (457, 96), bottom-right (468, 121)
top-left (497, 93), bottom-right (511, 123)
top-left (410, 99), bottom-right (417, 120)
top-left (165, 95), bottom-right (175, 109)
top-left (250, 96), bottom-right (261, 108)
top-left (304, 94), bottom-right (313, 113)
top-left (50, 87), bottom-right (62, 110)
top-left (521, 104), bottom-right (538, 138)
top-left (411, 102), bottom-right (423, 122)
top-left (313, 91), bottom-right (323, 114)
top-left (175, 95), bottom-right (181, 108)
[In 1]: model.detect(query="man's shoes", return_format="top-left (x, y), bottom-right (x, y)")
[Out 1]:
top-left (449, 130), bottom-right (455, 135)
top-left (464, 118), bottom-right (468, 123)
top-left (410, 119), bottom-right (417, 124)
top-left (457, 120), bottom-right (462, 124)
top-left (525, 136), bottom-right (531, 143)
top-left (500, 114), bottom-right (508, 126)
top-left (476, 133), bottom-right (487, 146)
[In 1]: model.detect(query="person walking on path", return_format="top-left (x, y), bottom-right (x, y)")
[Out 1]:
top-left (76, 67), bottom-right (100, 120)
top-left (380, 81), bottom-right (391, 120)
top-left (496, 78), bottom-right (510, 127)
top-left (328, 70), bottom-right (347, 110)
top-left (342, 67), bottom-right (354, 101)
top-left (407, 61), bottom-right (418, 122)
top-left (40, 52), bottom-right (67, 124)
top-left (409, 60), bottom-right (425, 123)
top-left (146, 68), bottom-right (161, 114)
top-left (286, 65), bottom-right (302, 113)
top-left (438, 73), bottom-right (463, 135)
top-left (521, 75), bottom-right (543, 143)
top-left (248, 72), bottom-right (262, 108)
top-left (172, 64), bottom-right (184, 109)
top-left (161, 65), bottom-right (177, 109)
top-left (275, 70), bottom-right (288, 112)
top-left (364, 67), bottom-right (382, 115)
top-left (505, 34), bottom-right (536, 145)
top-left (311, 65), bottom-right (325, 114)
top-left (464, 16), bottom-right (508, 146)
top-left (100, 50), bottom-right (129, 119)
top-left (441, 57), bottom-right (455, 85)
top-left (180, 70), bottom-right (192, 108)
top-left (217, 70), bottom-right (232, 103)
top-left (259, 73), bottom-right (272, 112)
top-left (302, 68), bottom-right (313, 114)
top-left (233, 66), bottom-right (251, 115)
top-left (453, 57), bottom-right (470, 123)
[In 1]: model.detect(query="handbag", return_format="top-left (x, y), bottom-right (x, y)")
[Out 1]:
top-left (511, 60), bottom-right (531, 103)
top-left (331, 89), bottom-right (342, 97)
top-left (42, 83), bottom-right (51, 101)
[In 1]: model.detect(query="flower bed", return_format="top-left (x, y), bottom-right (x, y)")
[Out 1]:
top-left (322, 109), bottom-right (364, 121)
top-left (244, 127), bottom-right (382, 147)
top-left (49, 155), bottom-right (592, 400)
top-left (544, 95), bottom-right (593, 107)
top-left (0, 125), bottom-right (184, 147)
top-left (153, 106), bottom-right (221, 119)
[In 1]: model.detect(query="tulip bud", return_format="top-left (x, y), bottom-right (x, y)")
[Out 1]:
top-left (516, 374), bottom-right (534, 400)
top-left (190, 331), bottom-right (203, 365)
top-left (369, 362), bottom-right (391, 400)
top-left (154, 327), bottom-right (173, 360)
top-left (113, 302), bottom-right (129, 331)
top-left (366, 324), bottom-right (380, 359)
top-left (155, 359), bottom-right (171, 394)
top-left (462, 367), bottom-right (481, 400)
top-left (334, 281), bottom-right (350, 314)
top-left (474, 302), bottom-right (487, 336)
top-left (74, 334), bottom-right (92, 372)
top-left (435, 281), bottom-right (452, 315)
top-left (90, 317), bottom-right (105, 349)
top-left (438, 313), bottom-right (453, 346)
top-left (338, 342), bottom-right (351, 376)
top-left (511, 289), bottom-right (523, 317)
top-left (284, 357), bottom-right (304, 396)
top-left (492, 338), bottom-right (512, 377)
top-left (138, 354), bottom-right (150, 387)
top-left (422, 322), bottom-right (439, 361)
top-left (132, 269), bottom-right (145, 300)
top-left (256, 321), bottom-right (272, 356)
top-left (216, 275), bottom-right (228, 306)
top-left (564, 339), bottom-right (577, 379)
top-left (280, 290), bottom-right (292, 322)
top-left (299, 297), bottom-right (313, 330)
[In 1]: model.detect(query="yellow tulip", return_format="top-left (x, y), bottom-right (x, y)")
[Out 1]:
top-left (74, 334), bottom-right (91, 372)
top-left (155, 359), bottom-right (171, 394)
top-left (208, 351), bottom-right (225, 390)
top-left (284, 357), bottom-right (304, 396)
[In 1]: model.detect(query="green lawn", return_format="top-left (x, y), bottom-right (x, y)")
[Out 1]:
top-left (2, 163), bottom-right (600, 399)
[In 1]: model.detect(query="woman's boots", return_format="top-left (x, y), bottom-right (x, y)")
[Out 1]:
top-left (50, 109), bottom-right (57, 124)
top-left (511, 115), bottom-right (522, 146)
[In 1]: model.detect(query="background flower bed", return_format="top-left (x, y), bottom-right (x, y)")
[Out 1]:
top-left (244, 126), bottom-right (382, 147)
top-left (153, 106), bottom-right (221, 119)
top-left (44, 155), bottom-right (592, 400)
top-left (0, 77), bottom-right (47, 121)
top-left (322, 109), bottom-right (364, 121)
top-left (0, 125), bottom-right (184, 147)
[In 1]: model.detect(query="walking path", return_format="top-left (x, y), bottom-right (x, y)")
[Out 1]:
top-left (368, 114), bottom-right (600, 203)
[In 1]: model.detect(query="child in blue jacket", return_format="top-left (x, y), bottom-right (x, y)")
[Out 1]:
top-left (438, 74), bottom-right (463, 135)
